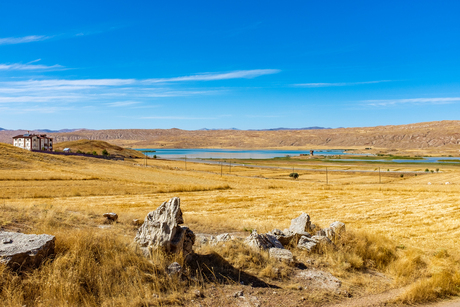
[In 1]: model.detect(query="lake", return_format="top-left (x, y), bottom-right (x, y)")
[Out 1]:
top-left (135, 148), bottom-right (349, 159)
top-left (330, 157), bottom-right (460, 164)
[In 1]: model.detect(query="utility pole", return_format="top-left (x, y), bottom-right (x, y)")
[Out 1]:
top-left (379, 167), bottom-right (381, 184)
top-left (326, 167), bottom-right (328, 184)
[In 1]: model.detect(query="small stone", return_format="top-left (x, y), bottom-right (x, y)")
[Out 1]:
top-left (233, 290), bottom-right (244, 297)
top-left (103, 212), bottom-right (118, 222)
top-left (215, 233), bottom-right (234, 242)
top-left (193, 289), bottom-right (203, 298)
top-left (2, 238), bottom-right (13, 244)
top-left (167, 262), bottom-right (182, 275)
top-left (132, 219), bottom-right (143, 226)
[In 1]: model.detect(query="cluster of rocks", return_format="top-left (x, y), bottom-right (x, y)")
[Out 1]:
top-left (1, 196), bottom-right (345, 276)
top-left (132, 197), bottom-right (346, 264)
top-left (242, 213), bottom-right (345, 261)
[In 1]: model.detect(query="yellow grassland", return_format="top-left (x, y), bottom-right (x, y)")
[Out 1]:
top-left (1, 142), bottom-right (460, 305)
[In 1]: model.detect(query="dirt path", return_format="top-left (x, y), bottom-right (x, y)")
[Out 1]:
top-left (325, 288), bottom-right (460, 307)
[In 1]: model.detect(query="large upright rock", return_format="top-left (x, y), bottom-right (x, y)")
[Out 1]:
top-left (134, 197), bottom-right (195, 256)
top-left (0, 231), bottom-right (55, 270)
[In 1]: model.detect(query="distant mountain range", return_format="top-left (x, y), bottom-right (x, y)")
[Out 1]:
top-left (199, 127), bottom-right (330, 131)
top-left (0, 128), bottom-right (88, 133)
top-left (2, 121), bottom-right (460, 155)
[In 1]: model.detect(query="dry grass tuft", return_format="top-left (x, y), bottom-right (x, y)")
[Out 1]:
top-left (0, 229), bottom-right (189, 307)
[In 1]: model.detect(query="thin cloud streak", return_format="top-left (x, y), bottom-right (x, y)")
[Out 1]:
top-left (0, 35), bottom-right (52, 45)
top-left (105, 101), bottom-right (141, 107)
top-left (295, 80), bottom-right (391, 87)
top-left (0, 63), bottom-right (65, 71)
top-left (141, 116), bottom-right (218, 120)
top-left (364, 97), bottom-right (460, 107)
top-left (145, 69), bottom-right (280, 83)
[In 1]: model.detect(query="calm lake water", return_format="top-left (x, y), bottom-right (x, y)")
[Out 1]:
top-left (331, 157), bottom-right (460, 164)
top-left (135, 148), bottom-right (460, 163)
top-left (135, 148), bottom-right (348, 159)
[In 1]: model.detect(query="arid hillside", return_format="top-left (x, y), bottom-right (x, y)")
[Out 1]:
top-left (53, 139), bottom-right (145, 158)
top-left (1, 121), bottom-right (460, 153)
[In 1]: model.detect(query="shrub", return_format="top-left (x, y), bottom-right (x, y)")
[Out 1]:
top-left (425, 169), bottom-right (429, 172)
top-left (92, 151), bottom-right (97, 156)
top-left (102, 149), bottom-right (109, 156)
top-left (289, 172), bottom-right (299, 179)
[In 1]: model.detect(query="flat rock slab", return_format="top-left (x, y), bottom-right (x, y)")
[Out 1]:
top-left (269, 247), bottom-right (293, 262)
top-left (296, 269), bottom-right (341, 291)
top-left (0, 231), bottom-right (55, 270)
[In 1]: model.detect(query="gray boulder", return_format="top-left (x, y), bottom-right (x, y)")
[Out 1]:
top-left (297, 236), bottom-right (318, 252)
top-left (316, 221), bottom-right (345, 240)
top-left (134, 197), bottom-right (195, 256)
top-left (298, 235), bottom-right (333, 252)
top-left (269, 248), bottom-right (293, 262)
top-left (316, 228), bottom-right (336, 240)
top-left (330, 221), bottom-right (345, 235)
top-left (244, 230), bottom-right (283, 250)
top-left (0, 231), bottom-right (55, 270)
top-left (289, 213), bottom-right (311, 235)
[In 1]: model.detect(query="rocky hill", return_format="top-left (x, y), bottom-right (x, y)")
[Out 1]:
top-left (1, 121), bottom-right (460, 153)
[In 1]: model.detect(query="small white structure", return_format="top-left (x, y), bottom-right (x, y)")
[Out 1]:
top-left (12, 132), bottom-right (53, 151)
top-left (63, 148), bottom-right (71, 153)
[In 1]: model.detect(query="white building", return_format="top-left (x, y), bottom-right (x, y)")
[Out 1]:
top-left (12, 132), bottom-right (53, 151)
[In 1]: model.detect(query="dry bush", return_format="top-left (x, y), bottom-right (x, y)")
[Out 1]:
top-left (0, 229), bottom-right (188, 307)
top-left (396, 269), bottom-right (460, 304)
top-left (196, 240), bottom-right (293, 281)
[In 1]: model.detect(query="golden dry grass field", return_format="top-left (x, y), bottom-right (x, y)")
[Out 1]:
top-left (1, 142), bottom-right (460, 306)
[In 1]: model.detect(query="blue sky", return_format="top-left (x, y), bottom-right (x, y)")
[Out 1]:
top-left (1, 1), bottom-right (459, 130)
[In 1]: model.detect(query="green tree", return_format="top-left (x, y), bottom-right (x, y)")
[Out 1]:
top-left (92, 151), bottom-right (97, 155)
top-left (102, 149), bottom-right (109, 156)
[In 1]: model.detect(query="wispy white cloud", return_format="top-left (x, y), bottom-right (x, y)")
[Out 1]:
top-left (141, 116), bottom-right (218, 120)
top-left (0, 35), bottom-right (52, 45)
top-left (0, 63), bottom-right (65, 71)
top-left (245, 114), bottom-right (280, 118)
top-left (145, 69), bottom-right (280, 83)
top-left (0, 95), bottom-right (85, 103)
top-left (0, 69), bottom-right (276, 113)
top-left (364, 97), bottom-right (460, 107)
top-left (294, 80), bottom-right (390, 87)
top-left (105, 101), bottom-right (141, 107)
